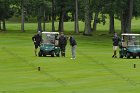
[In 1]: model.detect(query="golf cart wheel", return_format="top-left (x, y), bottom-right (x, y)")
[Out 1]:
top-left (43, 53), bottom-right (46, 57)
top-left (119, 55), bottom-right (123, 58)
top-left (56, 54), bottom-right (60, 57)
top-left (133, 56), bottom-right (136, 59)
top-left (38, 51), bottom-right (42, 57)
top-left (126, 52), bottom-right (131, 59)
top-left (51, 51), bottom-right (55, 57)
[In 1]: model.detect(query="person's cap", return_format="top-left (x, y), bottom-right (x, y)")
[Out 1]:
top-left (38, 31), bottom-right (41, 33)
top-left (38, 31), bottom-right (42, 35)
top-left (114, 33), bottom-right (118, 37)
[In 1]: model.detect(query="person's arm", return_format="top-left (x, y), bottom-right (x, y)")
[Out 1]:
top-left (65, 37), bottom-right (67, 45)
top-left (40, 36), bottom-right (43, 43)
top-left (32, 36), bottom-right (35, 41)
top-left (58, 37), bottom-right (61, 46)
top-left (72, 38), bottom-right (77, 46)
top-left (32, 35), bottom-right (36, 43)
top-left (70, 37), bottom-right (76, 46)
top-left (74, 39), bottom-right (77, 45)
top-left (69, 38), bottom-right (72, 46)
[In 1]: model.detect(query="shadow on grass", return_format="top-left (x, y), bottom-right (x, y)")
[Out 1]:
top-left (76, 48), bottom-right (140, 87)
top-left (1, 47), bottom-right (69, 87)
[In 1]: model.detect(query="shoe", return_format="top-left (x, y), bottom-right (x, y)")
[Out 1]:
top-left (112, 55), bottom-right (114, 58)
top-left (71, 58), bottom-right (76, 59)
top-left (114, 56), bottom-right (117, 58)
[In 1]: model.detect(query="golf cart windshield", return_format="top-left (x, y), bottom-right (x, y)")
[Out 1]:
top-left (121, 33), bottom-right (140, 47)
top-left (42, 32), bottom-right (59, 45)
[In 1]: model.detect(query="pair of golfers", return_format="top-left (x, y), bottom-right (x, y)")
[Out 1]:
top-left (58, 32), bottom-right (77, 59)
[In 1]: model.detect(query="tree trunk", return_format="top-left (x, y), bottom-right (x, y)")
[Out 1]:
top-left (58, 4), bottom-right (64, 32)
top-left (49, 14), bottom-right (51, 21)
top-left (109, 13), bottom-right (115, 33)
top-left (43, 21), bottom-right (45, 31)
top-left (37, 6), bottom-right (42, 31)
top-left (74, 0), bottom-right (79, 33)
top-left (121, 0), bottom-right (133, 33)
top-left (0, 20), bottom-right (1, 30)
top-left (121, 16), bottom-right (124, 33)
top-left (46, 15), bottom-right (49, 22)
top-left (72, 12), bottom-right (75, 21)
top-left (21, 0), bottom-right (25, 32)
top-left (53, 2), bottom-right (57, 21)
top-left (121, 11), bottom-right (126, 33)
top-left (58, 11), bottom-right (64, 32)
top-left (93, 12), bottom-right (99, 31)
top-left (2, 19), bottom-right (6, 31)
top-left (38, 17), bottom-right (42, 31)
top-left (52, 0), bottom-right (55, 32)
top-left (43, 9), bottom-right (46, 31)
top-left (84, 0), bottom-right (92, 35)
top-left (127, 0), bottom-right (133, 33)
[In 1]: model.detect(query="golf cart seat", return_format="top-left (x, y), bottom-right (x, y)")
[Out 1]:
top-left (122, 41), bottom-right (127, 48)
top-left (119, 33), bottom-right (140, 59)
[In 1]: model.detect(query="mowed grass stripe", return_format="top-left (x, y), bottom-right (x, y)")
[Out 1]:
top-left (1, 30), bottom-right (140, 93)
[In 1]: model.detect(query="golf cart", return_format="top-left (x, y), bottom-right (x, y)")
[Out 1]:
top-left (119, 33), bottom-right (140, 59)
top-left (38, 32), bottom-right (60, 57)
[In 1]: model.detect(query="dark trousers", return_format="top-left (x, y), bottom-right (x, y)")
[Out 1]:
top-left (34, 43), bottom-right (40, 49)
top-left (60, 44), bottom-right (66, 57)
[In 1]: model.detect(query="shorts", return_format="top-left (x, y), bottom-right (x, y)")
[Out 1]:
top-left (34, 43), bottom-right (40, 49)
top-left (113, 46), bottom-right (118, 51)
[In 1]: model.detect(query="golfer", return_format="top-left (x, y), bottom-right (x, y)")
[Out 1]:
top-left (69, 36), bottom-right (77, 59)
top-left (112, 33), bottom-right (121, 58)
top-left (59, 32), bottom-right (67, 57)
top-left (32, 31), bottom-right (42, 56)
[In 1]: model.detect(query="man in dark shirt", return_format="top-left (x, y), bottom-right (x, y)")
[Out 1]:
top-left (112, 33), bottom-right (121, 58)
top-left (59, 32), bottom-right (67, 57)
top-left (32, 31), bottom-right (42, 56)
top-left (69, 36), bottom-right (77, 59)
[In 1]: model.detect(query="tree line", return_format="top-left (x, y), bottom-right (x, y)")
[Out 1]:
top-left (0, 0), bottom-right (140, 35)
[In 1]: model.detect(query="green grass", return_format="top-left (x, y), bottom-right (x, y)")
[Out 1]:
top-left (0, 21), bottom-right (140, 93)
top-left (5, 21), bottom-right (85, 33)
top-left (5, 18), bottom-right (140, 33)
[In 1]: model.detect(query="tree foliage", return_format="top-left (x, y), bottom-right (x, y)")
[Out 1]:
top-left (1, 0), bottom-right (140, 33)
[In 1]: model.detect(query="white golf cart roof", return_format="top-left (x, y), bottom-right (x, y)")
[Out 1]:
top-left (121, 33), bottom-right (140, 36)
top-left (42, 32), bottom-right (59, 34)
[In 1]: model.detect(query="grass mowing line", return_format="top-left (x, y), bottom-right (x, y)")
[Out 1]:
top-left (1, 47), bottom-right (70, 88)
top-left (0, 90), bottom-right (24, 93)
top-left (76, 48), bottom-right (140, 87)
